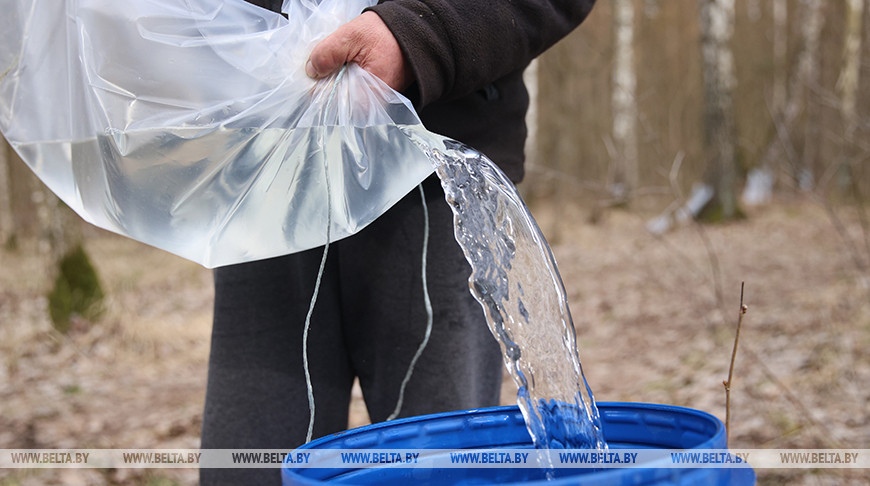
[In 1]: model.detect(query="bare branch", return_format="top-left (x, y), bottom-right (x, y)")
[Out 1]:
top-left (723, 282), bottom-right (746, 445)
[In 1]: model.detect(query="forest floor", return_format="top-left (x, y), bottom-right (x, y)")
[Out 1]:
top-left (1, 196), bottom-right (868, 485)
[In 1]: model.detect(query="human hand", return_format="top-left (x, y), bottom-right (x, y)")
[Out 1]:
top-left (305, 12), bottom-right (413, 92)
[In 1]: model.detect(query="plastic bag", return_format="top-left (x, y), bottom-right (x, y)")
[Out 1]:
top-left (0, 0), bottom-right (434, 268)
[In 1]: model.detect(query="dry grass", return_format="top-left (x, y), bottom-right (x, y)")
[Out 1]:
top-left (1, 198), bottom-right (868, 485)
top-left (542, 198), bottom-right (870, 485)
top-left (1, 232), bottom-right (212, 485)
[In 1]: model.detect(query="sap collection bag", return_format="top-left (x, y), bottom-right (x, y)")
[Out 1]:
top-left (0, 0), bottom-right (434, 267)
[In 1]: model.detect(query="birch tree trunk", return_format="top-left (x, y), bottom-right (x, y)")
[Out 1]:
top-left (643, 0), bottom-right (659, 18)
top-left (799, 0), bottom-right (824, 191)
top-left (742, 0), bottom-right (789, 206)
top-left (757, 0), bottom-right (824, 189)
top-left (34, 175), bottom-right (102, 332)
top-left (862, 0), bottom-right (870, 108)
top-left (836, 0), bottom-right (865, 193)
top-left (698, 0), bottom-right (739, 220)
top-left (610, 0), bottom-right (638, 204)
top-left (772, 0), bottom-right (788, 115)
top-left (0, 138), bottom-right (13, 247)
top-left (31, 175), bottom-right (61, 257)
top-left (840, 0), bottom-right (864, 140)
top-left (5, 138), bottom-right (100, 331)
top-left (747, 0), bottom-right (762, 22)
top-left (859, 0), bottom-right (870, 196)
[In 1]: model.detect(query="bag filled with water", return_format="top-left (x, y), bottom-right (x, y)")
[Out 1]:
top-left (0, 0), bottom-right (432, 268)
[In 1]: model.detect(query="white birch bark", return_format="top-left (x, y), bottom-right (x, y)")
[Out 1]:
top-left (698, 0), bottom-right (738, 218)
top-left (611, 0), bottom-right (638, 202)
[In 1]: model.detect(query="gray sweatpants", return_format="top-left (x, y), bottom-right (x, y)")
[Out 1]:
top-left (200, 176), bottom-right (503, 485)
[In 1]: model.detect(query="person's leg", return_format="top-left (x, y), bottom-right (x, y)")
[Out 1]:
top-left (200, 250), bottom-right (354, 486)
top-left (340, 176), bottom-right (503, 422)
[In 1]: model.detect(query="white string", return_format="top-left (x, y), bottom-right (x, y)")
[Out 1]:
top-left (387, 183), bottom-right (433, 421)
top-left (302, 65), bottom-right (347, 443)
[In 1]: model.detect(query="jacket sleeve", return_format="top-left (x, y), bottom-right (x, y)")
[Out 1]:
top-left (366, 0), bottom-right (596, 107)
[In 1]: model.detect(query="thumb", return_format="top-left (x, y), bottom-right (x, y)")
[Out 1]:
top-left (306, 33), bottom-right (358, 79)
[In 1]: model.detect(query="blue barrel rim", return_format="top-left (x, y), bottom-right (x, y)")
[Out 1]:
top-left (293, 402), bottom-right (726, 450)
top-left (283, 402), bottom-right (750, 486)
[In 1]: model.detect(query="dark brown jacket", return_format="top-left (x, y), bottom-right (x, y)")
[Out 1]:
top-left (246, 0), bottom-right (596, 182)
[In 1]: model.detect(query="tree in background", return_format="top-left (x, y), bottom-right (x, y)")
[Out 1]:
top-left (798, 0), bottom-right (825, 191)
top-left (756, 0), bottom-right (824, 193)
top-left (857, 0), bottom-right (870, 193)
top-left (771, 0), bottom-right (788, 116)
top-left (609, 0), bottom-right (638, 205)
top-left (741, 0), bottom-right (787, 207)
top-left (838, 0), bottom-right (864, 190)
top-left (697, 0), bottom-right (739, 221)
top-left (0, 136), bottom-right (104, 332)
top-left (0, 141), bottom-right (13, 248)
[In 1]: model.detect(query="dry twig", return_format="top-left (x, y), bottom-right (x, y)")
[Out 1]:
top-left (723, 282), bottom-right (746, 445)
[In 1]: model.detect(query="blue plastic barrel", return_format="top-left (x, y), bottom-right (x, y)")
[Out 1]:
top-left (283, 402), bottom-right (756, 485)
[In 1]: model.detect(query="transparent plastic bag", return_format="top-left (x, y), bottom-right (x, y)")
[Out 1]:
top-left (0, 0), bottom-right (433, 267)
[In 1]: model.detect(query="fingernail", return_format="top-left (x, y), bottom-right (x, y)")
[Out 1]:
top-left (305, 59), bottom-right (316, 79)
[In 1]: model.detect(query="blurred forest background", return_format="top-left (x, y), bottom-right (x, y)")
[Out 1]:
top-left (525, 0), bottom-right (870, 222)
top-left (2, 0), bottom-right (870, 485)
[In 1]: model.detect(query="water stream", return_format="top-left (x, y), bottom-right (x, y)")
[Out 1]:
top-left (404, 128), bottom-right (607, 453)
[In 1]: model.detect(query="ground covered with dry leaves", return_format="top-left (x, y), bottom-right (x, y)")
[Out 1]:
top-left (1, 198), bottom-right (868, 485)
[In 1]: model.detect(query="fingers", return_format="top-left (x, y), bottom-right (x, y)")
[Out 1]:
top-left (305, 12), bottom-right (412, 92)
